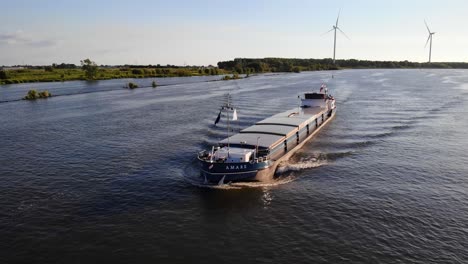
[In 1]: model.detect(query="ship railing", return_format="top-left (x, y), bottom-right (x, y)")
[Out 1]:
top-left (197, 150), bottom-right (227, 163)
top-left (252, 156), bottom-right (269, 163)
top-left (199, 150), bottom-right (269, 163)
top-left (197, 150), bottom-right (211, 161)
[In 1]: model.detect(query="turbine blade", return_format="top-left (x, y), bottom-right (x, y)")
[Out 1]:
top-left (336, 9), bottom-right (341, 26)
top-left (424, 35), bottom-right (431, 48)
top-left (337, 27), bottom-right (350, 40)
top-left (321, 28), bottom-right (335, 36)
top-left (424, 20), bottom-right (431, 34)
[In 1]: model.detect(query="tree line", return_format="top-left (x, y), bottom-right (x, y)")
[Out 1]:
top-left (3, 57), bottom-right (468, 85)
top-left (217, 58), bottom-right (468, 73)
top-left (0, 59), bottom-right (224, 84)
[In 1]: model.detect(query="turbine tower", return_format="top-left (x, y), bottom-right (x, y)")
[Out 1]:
top-left (424, 20), bottom-right (435, 63)
top-left (324, 10), bottom-right (349, 64)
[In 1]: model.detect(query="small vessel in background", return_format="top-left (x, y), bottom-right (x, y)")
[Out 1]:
top-left (197, 84), bottom-right (336, 184)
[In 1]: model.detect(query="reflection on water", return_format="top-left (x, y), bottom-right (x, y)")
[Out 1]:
top-left (261, 188), bottom-right (273, 208)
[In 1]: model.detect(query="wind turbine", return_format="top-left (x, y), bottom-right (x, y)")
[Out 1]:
top-left (323, 10), bottom-right (350, 64)
top-left (424, 20), bottom-right (435, 63)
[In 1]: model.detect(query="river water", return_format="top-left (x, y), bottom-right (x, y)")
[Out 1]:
top-left (1, 70), bottom-right (467, 263)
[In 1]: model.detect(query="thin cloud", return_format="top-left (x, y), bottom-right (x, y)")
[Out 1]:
top-left (0, 31), bottom-right (58, 47)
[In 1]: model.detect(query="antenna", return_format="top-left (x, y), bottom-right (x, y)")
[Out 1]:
top-left (226, 94), bottom-right (231, 152)
top-left (424, 20), bottom-right (436, 63)
top-left (323, 9), bottom-right (349, 64)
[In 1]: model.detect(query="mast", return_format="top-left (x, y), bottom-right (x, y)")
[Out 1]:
top-left (227, 95), bottom-right (230, 151)
top-left (226, 94), bottom-right (231, 153)
top-left (217, 93), bottom-right (234, 155)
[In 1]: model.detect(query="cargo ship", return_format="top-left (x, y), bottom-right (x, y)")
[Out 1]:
top-left (197, 84), bottom-right (336, 184)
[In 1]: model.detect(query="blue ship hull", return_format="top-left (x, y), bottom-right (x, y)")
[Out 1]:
top-left (199, 159), bottom-right (273, 183)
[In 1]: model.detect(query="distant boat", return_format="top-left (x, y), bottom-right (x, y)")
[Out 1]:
top-left (197, 84), bottom-right (337, 184)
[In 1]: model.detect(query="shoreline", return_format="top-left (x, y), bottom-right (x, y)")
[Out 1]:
top-left (0, 74), bottom-right (254, 104)
top-left (4, 57), bottom-right (467, 85)
top-left (0, 67), bottom-right (227, 85)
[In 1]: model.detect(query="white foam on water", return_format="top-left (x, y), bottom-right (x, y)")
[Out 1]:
top-left (229, 175), bottom-right (297, 188)
top-left (441, 75), bottom-right (462, 84)
top-left (275, 157), bottom-right (328, 174)
top-left (191, 181), bottom-right (244, 190)
top-left (374, 78), bottom-right (389, 83)
top-left (454, 83), bottom-right (468, 91)
top-left (370, 72), bottom-right (384, 77)
top-left (184, 173), bottom-right (299, 190)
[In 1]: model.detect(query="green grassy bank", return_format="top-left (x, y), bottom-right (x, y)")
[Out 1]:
top-left (0, 67), bottom-right (228, 85)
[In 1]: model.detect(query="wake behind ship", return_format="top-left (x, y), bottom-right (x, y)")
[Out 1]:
top-left (198, 84), bottom-right (336, 184)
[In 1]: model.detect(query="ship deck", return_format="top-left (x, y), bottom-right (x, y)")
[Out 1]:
top-left (220, 107), bottom-right (327, 150)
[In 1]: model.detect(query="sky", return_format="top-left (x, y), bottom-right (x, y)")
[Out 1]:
top-left (1, 0), bottom-right (468, 66)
